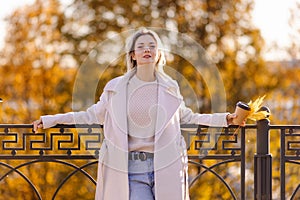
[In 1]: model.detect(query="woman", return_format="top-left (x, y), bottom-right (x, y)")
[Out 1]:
top-left (33, 28), bottom-right (239, 200)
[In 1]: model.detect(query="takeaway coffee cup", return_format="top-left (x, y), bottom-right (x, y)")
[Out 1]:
top-left (232, 101), bottom-right (251, 125)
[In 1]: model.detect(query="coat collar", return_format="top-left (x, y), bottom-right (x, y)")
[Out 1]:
top-left (105, 69), bottom-right (182, 97)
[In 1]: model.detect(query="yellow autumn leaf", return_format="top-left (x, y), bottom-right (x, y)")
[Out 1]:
top-left (247, 95), bottom-right (270, 121)
top-left (247, 110), bottom-right (270, 121)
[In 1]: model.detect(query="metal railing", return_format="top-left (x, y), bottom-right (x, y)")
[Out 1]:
top-left (0, 121), bottom-right (299, 200)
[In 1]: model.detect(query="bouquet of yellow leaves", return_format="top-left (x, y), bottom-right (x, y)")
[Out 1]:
top-left (232, 96), bottom-right (270, 136)
top-left (246, 95), bottom-right (270, 121)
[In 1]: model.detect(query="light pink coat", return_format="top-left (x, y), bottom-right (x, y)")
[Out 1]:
top-left (41, 70), bottom-right (229, 200)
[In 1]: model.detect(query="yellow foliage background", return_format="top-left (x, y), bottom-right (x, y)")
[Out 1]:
top-left (0, 0), bottom-right (299, 199)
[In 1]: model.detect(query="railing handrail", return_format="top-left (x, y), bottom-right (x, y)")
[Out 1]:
top-left (0, 123), bottom-right (299, 128)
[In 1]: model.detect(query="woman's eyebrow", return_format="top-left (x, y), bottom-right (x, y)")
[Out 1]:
top-left (136, 42), bottom-right (156, 45)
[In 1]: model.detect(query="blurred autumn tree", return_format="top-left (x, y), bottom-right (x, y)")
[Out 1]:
top-left (0, 0), bottom-right (290, 199)
top-left (267, 1), bottom-right (300, 125)
top-left (0, 0), bottom-right (76, 123)
top-left (0, 0), bottom-right (279, 124)
top-left (62, 0), bottom-right (279, 112)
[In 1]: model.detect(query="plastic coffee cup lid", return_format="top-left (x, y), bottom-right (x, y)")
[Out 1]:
top-left (236, 101), bottom-right (251, 111)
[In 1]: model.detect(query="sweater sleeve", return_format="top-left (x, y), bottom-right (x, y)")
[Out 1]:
top-left (179, 101), bottom-right (229, 127)
top-left (41, 90), bottom-right (110, 129)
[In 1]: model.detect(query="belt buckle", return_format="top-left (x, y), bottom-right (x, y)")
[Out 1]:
top-left (139, 152), bottom-right (147, 161)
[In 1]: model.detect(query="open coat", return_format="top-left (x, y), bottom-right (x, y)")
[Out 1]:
top-left (41, 70), bottom-right (229, 200)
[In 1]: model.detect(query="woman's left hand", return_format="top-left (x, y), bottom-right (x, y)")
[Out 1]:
top-left (226, 113), bottom-right (246, 126)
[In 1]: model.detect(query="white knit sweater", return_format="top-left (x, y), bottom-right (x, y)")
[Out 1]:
top-left (127, 75), bottom-right (158, 153)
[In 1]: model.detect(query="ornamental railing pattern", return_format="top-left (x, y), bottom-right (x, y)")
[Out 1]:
top-left (0, 122), bottom-right (299, 200)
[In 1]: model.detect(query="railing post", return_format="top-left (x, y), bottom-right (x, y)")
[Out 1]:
top-left (254, 106), bottom-right (272, 200)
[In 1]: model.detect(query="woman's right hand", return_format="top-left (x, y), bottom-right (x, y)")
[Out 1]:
top-left (32, 118), bottom-right (43, 132)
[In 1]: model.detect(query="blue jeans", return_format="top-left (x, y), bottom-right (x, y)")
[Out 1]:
top-left (128, 158), bottom-right (155, 200)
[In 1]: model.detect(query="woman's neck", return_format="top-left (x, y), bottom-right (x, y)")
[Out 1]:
top-left (136, 65), bottom-right (156, 82)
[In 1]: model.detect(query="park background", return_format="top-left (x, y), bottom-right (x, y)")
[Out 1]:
top-left (0, 0), bottom-right (299, 199)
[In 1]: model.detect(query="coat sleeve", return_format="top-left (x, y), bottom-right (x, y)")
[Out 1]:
top-left (179, 101), bottom-right (229, 127)
top-left (41, 89), bottom-right (110, 129)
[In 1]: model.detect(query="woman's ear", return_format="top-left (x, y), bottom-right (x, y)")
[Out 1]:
top-left (130, 51), bottom-right (136, 60)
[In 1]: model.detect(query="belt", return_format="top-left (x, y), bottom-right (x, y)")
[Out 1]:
top-left (128, 151), bottom-right (154, 161)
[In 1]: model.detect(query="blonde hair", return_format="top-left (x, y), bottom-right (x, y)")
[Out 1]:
top-left (125, 28), bottom-right (166, 72)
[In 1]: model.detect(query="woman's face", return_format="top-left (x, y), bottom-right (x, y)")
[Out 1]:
top-left (132, 34), bottom-right (159, 67)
